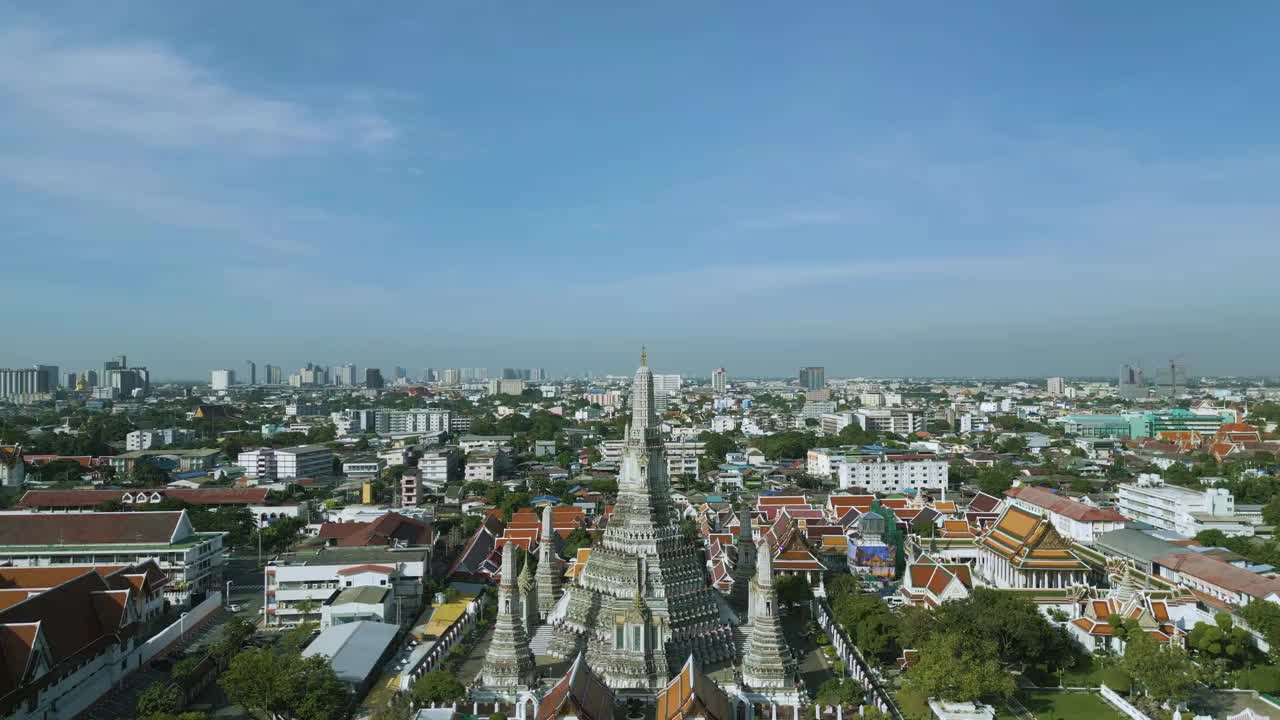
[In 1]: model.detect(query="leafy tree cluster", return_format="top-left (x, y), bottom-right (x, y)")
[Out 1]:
top-left (1195, 529), bottom-right (1280, 569)
top-left (898, 588), bottom-right (1074, 706)
top-left (1240, 600), bottom-right (1280, 663)
top-left (974, 462), bottom-right (1019, 496)
top-left (220, 647), bottom-right (349, 720)
top-left (1186, 613), bottom-right (1255, 669)
top-left (1115, 623), bottom-right (1197, 706)
top-left (561, 526), bottom-right (593, 558)
top-left (827, 575), bottom-right (900, 659)
top-left (753, 431), bottom-right (820, 460)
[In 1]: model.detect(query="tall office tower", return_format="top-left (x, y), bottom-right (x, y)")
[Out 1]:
top-left (711, 367), bottom-right (727, 394)
top-left (365, 368), bottom-right (384, 389)
top-left (529, 368), bottom-right (546, 381)
top-left (422, 368), bottom-right (436, 383)
top-left (799, 366), bottom-right (826, 391)
top-left (1046, 377), bottom-right (1066, 396)
top-left (1119, 364), bottom-right (1145, 400)
top-left (394, 366), bottom-right (406, 381)
top-left (66, 372), bottom-right (77, 390)
top-left (1156, 361), bottom-right (1186, 400)
top-left (34, 366), bottom-right (58, 392)
top-left (246, 361), bottom-right (256, 386)
top-left (264, 365), bottom-right (283, 385)
top-left (211, 369), bottom-right (235, 390)
top-left (441, 368), bottom-right (461, 385)
top-left (335, 363), bottom-right (357, 386)
top-left (103, 356), bottom-right (125, 379)
top-left (84, 370), bottom-right (98, 387)
top-left (501, 368), bottom-right (517, 380)
top-left (461, 367), bottom-right (487, 381)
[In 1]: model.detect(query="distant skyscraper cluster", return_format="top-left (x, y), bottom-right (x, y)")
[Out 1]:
top-left (501, 368), bottom-right (546, 381)
top-left (1119, 363), bottom-right (1145, 400)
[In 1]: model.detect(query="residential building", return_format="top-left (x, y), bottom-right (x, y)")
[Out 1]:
top-left (274, 445), bottom-right (335, 479)
top-left (1119, 364), bottom-right (1146, 400)
top-left (335, 364), bottom-right (358, 386)
top-left (466, 453), bottom-right (499, 483)
top-left (583, 389), bottom-right (623, 407)
top-left (837, 453), bottom-right (948, 493)
top-left (854, 408), bottom-right (925, 435)
top-left (125, 428), bottom-right (193, 451)
top-left (107, 449), bottom-right (220, 475)
top-left (246, 360), bottom-right (256, 385)
top-left (0, 511), bottom-right (224, 606)
top-left (664, 441), bottom-right (705, 480)
top-left (237, 448), bottom-right (277, 480)
top-left (711, 368), bottom-right (727, 394)
top-left (1002, 486), bottom-right (1127, 543)
top-left (798, 366), bottom-right (825, 391)
top-left (265, 547), bottom-right (429, 627)
top-left (1117, 480), bottom-right (1246, 537)
top-left (652, 374), bottom-right (682, 414)
top-left (459, 435), bottom-right (511, 453)
top-left (820, 412), bottom-right (856, 435)
top-left (264, 364), bottom-right (284, 384)
top-left (1046, 377), bottom-right (1066, 396)
top-left (210, 369), bottom-right (234, 390)
top-left (488, 378), bottom-right (525, 395)
top-left (365, 368), bottom-right (384, 389)
top-left (417, 449), bottom-right (460, 492)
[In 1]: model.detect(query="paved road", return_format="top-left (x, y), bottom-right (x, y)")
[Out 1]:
top-left (222, 555), bottom-right (266, 622)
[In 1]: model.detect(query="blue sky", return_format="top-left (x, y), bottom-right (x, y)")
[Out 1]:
top-left (2, 2), bottom-right (1278, 379)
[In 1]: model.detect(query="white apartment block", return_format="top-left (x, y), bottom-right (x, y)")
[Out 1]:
top-left (806, 448), bottom-right (843, 479)
top-left (1047, 377), bottom-right (1066, 396)
top-left (210, 369), bottom-right (234, 390)
top-left (125, 428), bottom-right (192, 451)
top-left (710, 415), bottom-right (736, 433)
top-left (237, 448), bottom-right (277, 479)
top-left (488, 378), bottom-right (525, 395)
top-left (859, 393), bottom-right (883, 408)
top-left (1117, 481), bottom-right (1246, 537)
top-left (417, 450), bottom-right (456, 491)
top-left (335, 408), bottom-right (452, 436)
top-left (837, 453), bottom-right (948, 493)
top-left (465, 454), bottom-right (497, 483)
top-left (275, 445), bottom-right (333, 479)
top-left (854, 408), bottom-right (925, 435)
top-left (664, 441), bottom-right (705, 479)
top-left (583, 390), bottom-right (624, 407)
top-left (820, 412), bottom-right (856, 435)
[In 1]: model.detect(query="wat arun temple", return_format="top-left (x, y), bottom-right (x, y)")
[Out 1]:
top-left (469, 352), bottom-right (802, 719)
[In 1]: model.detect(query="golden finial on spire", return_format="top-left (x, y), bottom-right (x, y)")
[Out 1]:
top-left (640, 346), bottom-right (647, 367)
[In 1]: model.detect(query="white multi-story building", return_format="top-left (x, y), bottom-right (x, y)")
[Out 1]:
top-left (1046, 377), bottom-right (1066, 396)
top-left (335, 364), bottom-right (358, 386)
top-left (488, 378), bottom-right (525, 395)
top-left (125, 428), bottom-right (193, 451)
top-left (664, 441), bottom-right (705, 479)
top-left (0, 366), bottom-right (57, 400)
top-left (417, 449), bottom-right (457, 492)
top-left (711, 368), bottom-right (727, 395)
top-left (837, 453), bottom-right (947, 493)
top-left (274, 445), bottom-right (334, 479)
top-left (854, 408), bottom-right (925, 435)
top-left (465, 453), bottom-right (497, 483)
top-left (583, 390), bottom-right (624, 407)
top-left (238, 448), bottom-right (277, 479)
top-left (265, 548), bottom-right (428, 627)
top-left (286, 402), bottom-right (323, 417)
top-left (806, 448), bottom-right (844, 479)
top-left (710, 415), bottom-right (736, 433)
top-left (859, 393), bottom-right (883, 408)
top-left (1117, 480), bottom-right (1246, 537)
top-left (652, 374), bottom-right (682, 414)
top-left (210, 369), bottom-right (234, 390)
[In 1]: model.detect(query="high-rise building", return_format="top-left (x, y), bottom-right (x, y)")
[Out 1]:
top-left (365, 368), bottom-right (384, 389)
top-left (711, 368), bottom-right (727, 394)
top-left (1046, 377), bottom-right (1066, 396)
top-left (547, 352), bottom-right (735, 688)
top-left (1119, 364), bottom-right (1146, 400)
top-left (394, 366), bottom-right (407, 381)
top-left (1155, 361), bottom-right (1186, 399)
top-left (335, 363), bottom-right (357, 386)
top-left (651, 373), bottom-right (682, 415)
top-left (211, 369), bottom-right (234, 390)
top-left (83, 370), bottom-right (98, 388)
top-left (0, 367), bottom-right (55, 400)
top-left (264, 365), bottom-right (283, 384)
top-left (103, 355), bottom-right (126, 379)
top-left (246, 361), bottom-right (256, 386)
top-left (440, 368), bottom-right (461, 385)
top-left (65, 372), bottom-right (77, 389)
top-left (799, 366), bottom-right (825, 391)
top-left (529, 368), bottom-right (546, 382)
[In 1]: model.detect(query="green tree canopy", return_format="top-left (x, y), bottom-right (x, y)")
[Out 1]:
top-left (412, 670), bottom-right (466, 705)
top-left (220, 648), bottom-right (349, 720)
top-left (904, 633), bottom-right (1015, 703)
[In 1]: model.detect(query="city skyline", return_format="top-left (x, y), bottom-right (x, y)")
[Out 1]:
top-left (3, 4), bottom-right (1279, 377)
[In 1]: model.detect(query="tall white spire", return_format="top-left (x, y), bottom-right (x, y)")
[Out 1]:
top-left (756, 536), bottom-right (774, 590)
top-left (629, 351), bottom-right (657, 435)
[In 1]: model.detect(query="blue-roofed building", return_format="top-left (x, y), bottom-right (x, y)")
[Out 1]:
top-left (530, 495), bottom-right (561, 507)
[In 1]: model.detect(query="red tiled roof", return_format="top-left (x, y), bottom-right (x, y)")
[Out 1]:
top-left (336, 564), bottom-right (395, 576)
top-left (1004, 486), bottom-right (1126, 523)
top-left (1155, 552), bottom-right (1280, 600)
top-left (18, 487), bottom-right (269, 508)
top-left (317, 513), bottom-right (433, 548)
top-left (0, 512), bottom-right (184, 546)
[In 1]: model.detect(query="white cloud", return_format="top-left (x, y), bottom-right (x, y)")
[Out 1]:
top-left (0, 25), bottom-right (397, 152)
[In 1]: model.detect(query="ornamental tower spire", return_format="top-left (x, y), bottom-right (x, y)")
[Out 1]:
top-left (742, 537), bottom-right (797, 689)
top-left (730, 506), bottom-right (757, 614)
top-left (536, 506), bottom-right (562, 619)
top-left (480, 543), bottom-right (535, 687)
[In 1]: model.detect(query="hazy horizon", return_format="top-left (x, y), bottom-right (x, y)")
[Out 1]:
top-left (3, 3), bottom-right (1278, 379)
